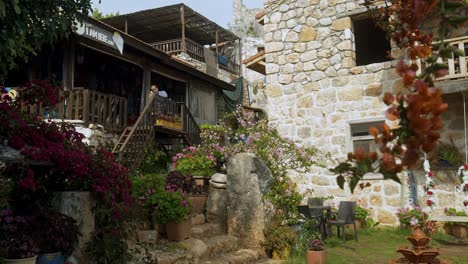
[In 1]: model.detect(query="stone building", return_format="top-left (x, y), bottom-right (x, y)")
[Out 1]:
top-left (260, 0), bottom-right (468, 224)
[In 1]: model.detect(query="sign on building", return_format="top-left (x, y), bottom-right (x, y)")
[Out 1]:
top-left (74, 20), bottom-right (124, 55)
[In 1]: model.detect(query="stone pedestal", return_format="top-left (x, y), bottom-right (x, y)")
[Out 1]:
top-left (52, 192), bottom-right (95, 263)
top-left (206, 173), bottom-right (228, 227)
top-left (226, 153), bottom-right (266, 250)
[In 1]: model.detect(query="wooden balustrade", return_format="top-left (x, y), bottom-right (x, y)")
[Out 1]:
top-left (178, 102), bottom-right (201, 145)
top-left (152, 38), bottom-right (241, 75)
top-left (416, 36), bottom-right (468, 81)
top-left (22, 89), bottom-right (128, 132)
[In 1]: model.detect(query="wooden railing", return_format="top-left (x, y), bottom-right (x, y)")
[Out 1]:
top-left (178, 102), bottom-right (201, 145)
top-left (113, 95), bottom-right (201, 171)
top-left (22, 89), bottom-right (127, 132)
top-left (417, 36), bottom-right (468, 81)
top-left (152, 38), bottom-right (241, 75)
top-left (152, 38), bottom-right (205, 62)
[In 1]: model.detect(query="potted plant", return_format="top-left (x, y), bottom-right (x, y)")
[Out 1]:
top-left (151, 188), bottom-right (192, 241)
top-left (306, 239), bottom-right (326, 264)
top-left (0, 210), bottom-right (39, 264)
top-left (445, 208), bottom-right (467, 239)
top-left (165, 171), bottom-right (208, 214)
top-left (261, 219), bottom-right (297, 260)
top-left (354, 203), bottom-right (371, 229)
top-left (172, 146), bottom-right (217, 186)
top-left (35, 209), bottom-right (79, 264)
top-left (395, 206), bottom-right (428, 230)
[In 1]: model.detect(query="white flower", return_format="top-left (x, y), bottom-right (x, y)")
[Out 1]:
top-left (423, 159), bottom-right (430, 172)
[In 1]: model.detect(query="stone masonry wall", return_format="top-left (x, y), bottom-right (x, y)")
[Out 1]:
top-left (263, 0), bottom-right (467, 225)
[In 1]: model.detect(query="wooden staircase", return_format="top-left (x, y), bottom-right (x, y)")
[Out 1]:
top-left (112, 94), bottom-right (200, 172)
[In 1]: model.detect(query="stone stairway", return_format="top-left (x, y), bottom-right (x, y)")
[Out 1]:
top-left (181, 215), bottom-right (264, 264)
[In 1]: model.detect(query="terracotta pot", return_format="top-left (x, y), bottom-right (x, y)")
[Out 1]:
top-left (4, 256), bottom-right (37, 264)
top-left (452, 224), bottom-right (467, 239)
top-left (166, 218), bottom-right (191, 241)
top-left (188, 194), bottom-right (208, 214)
top-left (157, 223), bottom-right (166, 235)
top-left (306, 250), bottom-right (327, 264)
top-left (36, 252), bottom-right (64, 264)
top-left (193, 176), bottom-right (206, 186)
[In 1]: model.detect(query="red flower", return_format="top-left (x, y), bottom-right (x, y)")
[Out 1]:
top-left (427, 171), bottom-right (433, 177)
top-left (464, 201), bottom-right (468, 207)
top-left (427, 191), bottom-right (433, 195)
top-left (426, 200), bottom-right (433, 206)
top-left (464, 164), bottom-right (468, 170)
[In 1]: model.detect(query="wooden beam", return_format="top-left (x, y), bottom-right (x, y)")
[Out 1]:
top-left (181, 5), bottom-right (186, 53)
top-left (125, 19), bottom-right (128, 33)
top-left (238, 39), bottom-right (243, 77)
top-left (215, 28), bottom-right (219, 66)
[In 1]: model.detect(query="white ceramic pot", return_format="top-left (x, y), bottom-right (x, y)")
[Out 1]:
top-left (4, 256), bottom-right (37, 264)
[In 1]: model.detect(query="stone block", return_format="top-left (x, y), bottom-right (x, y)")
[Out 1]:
top-left (332, 17), bottom-right (352, 31)
top-left (178, 238), bottom-right (208, 258)
top-left (312, 176), bottom-right (330, 186)
top-left (265, 42), bottom-right (284, 53)
top-left (370, 195), bottom-right (382, 206)
top-left (377, 210), bottom-right (397, 224)
top-left (337, 40), bottom-right (352, 51)
top-left (137, 230), bottom-right (158, 243)
top-left (299, 26), bottom-right (317, 42)
top-left (304, 82), bottom-right (320, 92)
top-left (285, 31), bottom-right (299, 42)
top-left (365, 83), bottom-right (383, 96)
top-left (298, 126), bottom-right (312, 139)
top-left (384, 184), bottom-right (399, 196)
top-left (342, 57), bottom-right (355, 68)
top-left (265, 84), bottom-right (282, 97)
top-left (298, 96), bottom-right (313, 108)
top-left (317, 88), bottom-right (336, 106)
top-left (206, 187), bottom-right (228, 226)
top-left (338, 86), bottom-right (363, 101)
top-left (315, 59), bottom-right (330, 71)
top-left (287, 53), bottom-right (300, 63)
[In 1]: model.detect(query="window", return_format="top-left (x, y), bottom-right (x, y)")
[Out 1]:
top-left (348, 119), bottom-right (385, 180)
top-left (353, 17), bottom-right (391, 66)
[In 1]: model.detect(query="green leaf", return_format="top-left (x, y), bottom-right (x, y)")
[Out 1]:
top-left (0, 1), bottom-right (5, 18)
top-left (349, 176), bottom-right (360, 194)
top-left (337, 175), bottom-right (345, 190)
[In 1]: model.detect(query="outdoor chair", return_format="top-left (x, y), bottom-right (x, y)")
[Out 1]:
top-left (308, 197), bottom-right (324, 207)
top-left (326, 201), bottom-right (358, 241)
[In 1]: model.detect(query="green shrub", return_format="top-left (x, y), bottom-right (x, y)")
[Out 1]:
top-left (262, 219), bottom-right (297, 258)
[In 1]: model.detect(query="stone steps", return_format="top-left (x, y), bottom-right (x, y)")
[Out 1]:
top-left (200, 249), bottom-right (260, 264)
top-left (203, 234), bottom-right (239, 257)
top-left (190, 223), bottom-right (225, 239)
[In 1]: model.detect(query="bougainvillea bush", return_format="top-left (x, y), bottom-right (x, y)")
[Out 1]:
top-left (1, 81), bottom-right (132, 218)
top-left (332, 0), bottom-right (467, 193)
top-left (200, 106), bottom-right (322, 220)
top-left (172, 146), bottom-right (217, 177)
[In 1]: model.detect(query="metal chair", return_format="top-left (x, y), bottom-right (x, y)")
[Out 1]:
top-left (326, 201), bottom-right (358, 241)
top-left (308, 197), bottom-right (324, 207)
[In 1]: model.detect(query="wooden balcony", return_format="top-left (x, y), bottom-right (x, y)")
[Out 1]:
top-left (152, 38), bottom-right (241, 75)
top-left (437, 36), bottom-right (468, 81)
top-left (22, 89), bottom-right (128, 133)
top-left (417, 36), bottom-right (468, 82)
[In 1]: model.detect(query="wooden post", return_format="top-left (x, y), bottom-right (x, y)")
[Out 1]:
top-left (125, 19), bottom-right (128, 33)
top-left (181, 5), bottom-right (186, 53)
top-left (215, 28), bottom-right (219, 66)
top-left (238, 38), bottom-right (242, 76)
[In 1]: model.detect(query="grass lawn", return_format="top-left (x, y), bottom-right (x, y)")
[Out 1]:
top-left (285, 227), bottom-right (468, 264)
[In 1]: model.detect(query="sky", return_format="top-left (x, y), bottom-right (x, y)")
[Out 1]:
top-left (92, 0), bottom-right (263, 28)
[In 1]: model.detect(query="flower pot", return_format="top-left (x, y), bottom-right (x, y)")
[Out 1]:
top-left (166, 218), bottom-right (191, 241)
top-left (193, 176), bottom-right (206, 186)
top-left (4, 256), bottom-right (37, 264)
top-left (188, 194), bottom-right (208, 214)
top-left (306, 250), bottom-right (327, 264)
top-left (452, 224), bottom-right (467, 239)
top-left (36, 252), bottom-right (64, 264)
top-left (272, 248), bottom-right (290, 260)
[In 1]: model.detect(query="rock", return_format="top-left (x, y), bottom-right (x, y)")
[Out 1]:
top-left (226, 153), bottom-right (266, 250)
top-left (338, 86), bottom-right (363, 101)
top-left (206, 187), bottom-right (228, 226)
top-left (137, 230), bottom-right (158, 243)
top-left (265, 84), bottom-right (283, 97)
top-left (252, 157), bottom-right (273, 195)
top-left (299, 26), bottom-right (316, 42)
top-left (178, 238), bottom-right (208, 258)
top-left (211, 173), bottom-right (227, 184)
top-left (52, 192), bottom-right (95, 264)
top-left (298, 127), bottom-right (312, 139)
top-left (332, 17), bottom-right (352, 31)
top-left (191, 213), bottom-right (206, 225)
top-left (365, 83), bottom-right (383, 96)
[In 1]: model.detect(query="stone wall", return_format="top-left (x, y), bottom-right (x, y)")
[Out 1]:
top-left (262, 0), bottom-right (467, 225)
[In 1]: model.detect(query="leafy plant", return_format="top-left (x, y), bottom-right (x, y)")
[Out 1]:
top-left (262, 219), bottom-right (297, 258)
top-left (308, 239), bottom-right (325, 251)
top-left (172, 146), bottom-right (217, 177)
top-left (436, 140), bottom-right (463, 168)
top-left (294, 219), bottom-right (320, 254)
top-left (151, 190), bottom-right (191, 224)
top-left (355, 203), bottom-right (371, 221)
top-left (165, 171), bottom-right (196, 194)
top-left (395, 206), bottom-right (428, 227)
top-left (34, 209), bottom-right (79, 256)
top-left (0, 209), bottom-right (38, 259)
top-left (138, 147), bottom-right (169, 174)
top-left (444, 207), bottom-right (468, 226)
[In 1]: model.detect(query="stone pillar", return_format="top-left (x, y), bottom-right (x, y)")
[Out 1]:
top-left (52, 192), bottom-right (95, 263)
top-left (226, 153), bottom-right (266, 250)
top-left (206, 173), bottom-right (228, 227)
